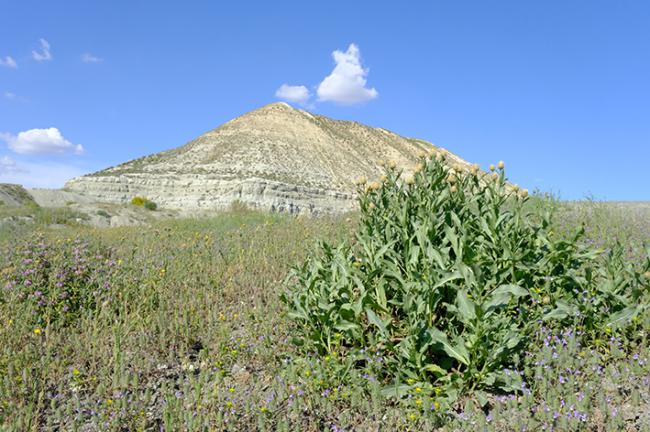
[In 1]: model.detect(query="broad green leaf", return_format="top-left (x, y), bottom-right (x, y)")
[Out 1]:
top-left (456, 289), bottom-right (476, 322)
top-left (604, 306), bottom-right (639, 328)
top-left (427, 328), bottom-right (470, 366)
top-left (366, 308), bottom-right (388, 337)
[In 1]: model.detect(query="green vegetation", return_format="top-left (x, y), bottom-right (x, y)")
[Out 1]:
top-left (131, 196), bottom-right (157, 211)
top-left (0, 164), bottom-right (649, 430)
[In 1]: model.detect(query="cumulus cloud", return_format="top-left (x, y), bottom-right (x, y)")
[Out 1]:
top-left (0, 156), bottom-right (26, 174)
top-left (32, 38), bottom-right (52, 62)
top-left (0, 128), bottom-right (84, 155)
top-left (81, 53), bottom-right (103, 63)
top-left (0, 56), bottom-right (17, 68)
top-left (275, 84), bottom-right (311, 105)
top-left (316, 44), bottom-right (378, 105)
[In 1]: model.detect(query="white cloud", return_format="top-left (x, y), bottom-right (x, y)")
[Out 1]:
top-left (275, 84), bottom-right (311, 105)
top-left (0, 159), bottom-right (88, 188)
top-left (0, 156), bottom-right (26, 174)
top-left (81, 53), bottom-right (103, 63)
top-left (0, 128), bottom-right (84, 155)
top-left (4, 92), bottom-right (16, 100)
top-left (0, 56), bottom-right (17, 68)
top-left (316, 44), bottom-right (378, 105)
top-left (32, 38), bottom-right (52, 62)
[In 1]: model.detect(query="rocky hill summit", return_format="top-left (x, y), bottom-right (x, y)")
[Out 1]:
top-left (66, 103), bottom-right (472, 214)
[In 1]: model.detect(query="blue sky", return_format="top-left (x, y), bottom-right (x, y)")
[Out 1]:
top-left (1, 1), bottom-right (649, 200)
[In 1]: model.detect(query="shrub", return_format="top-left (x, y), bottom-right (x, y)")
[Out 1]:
top-left (131, 196), bottom-right (147, 206)
top-left (131, 196), bottom-right (157, 210)
top-left (283, 152), bottom-right (650, 402)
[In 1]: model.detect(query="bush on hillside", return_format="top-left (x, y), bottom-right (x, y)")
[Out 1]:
top-left (283, 151), bottom-right (650, 401)
top-left (131, 196), bottom-right (157, 211)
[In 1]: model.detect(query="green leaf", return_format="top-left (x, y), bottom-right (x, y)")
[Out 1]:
top-left (542, 300), bottom-right (576, 321)
top-left (427, 328), bottom-right (470, 365)
top-left (422, 364), bottom-right (447, 377)
top-left (380, 384), bottom-right (412, 398)
top-left (604, 306), bottom-right (639, 329)
top-left (456, 289), bottom-right (476, 323)
top-left (365, 308), bottom-right (389, 337)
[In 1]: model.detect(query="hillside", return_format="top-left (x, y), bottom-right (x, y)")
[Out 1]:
top-left (66, 103), bottom-right (472, 214)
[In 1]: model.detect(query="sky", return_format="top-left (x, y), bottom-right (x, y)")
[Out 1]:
top-left (1, 1), bottom-right (649, 200)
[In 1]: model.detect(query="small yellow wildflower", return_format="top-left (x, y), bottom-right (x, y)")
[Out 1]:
top-left (433, 400), bottom-right (441, 410)
top-left (415, 398), bottom-right (423, 406)
top-left (228, 387), bottom-right (235, 393)
top-left (72, 368), bottom-right (81, 376)
top-left (33, 328), bottom-right (42, 335)
top-left (409, 413), bottom-right (417, 422)
top-left (407, 378), bottom-right (416, 385)
top-left (106, 399), bottom-right (113, 406)
top-left (415, 387), bottom-right (422, 393)
top-left (260, 406), bottom-right (268, 413)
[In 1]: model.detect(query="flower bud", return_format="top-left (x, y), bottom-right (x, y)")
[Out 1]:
top-left (450, 185), bottom-right (458, 193)
top-left (369, 181), bottom-right (381, 191)
top-left (513, 184), bottom-right (520, 192)
top-left (498, 160), bottom-right (505, 170)
top-left (520, 189), bottom-right (529, 199)
top-left (491, 172), bottom-right (498, 181)
top-left (388, 160), bottom-right (397, 169)
top-left (447, 174), bottom-right (457, 184)
top-left (470, 164), bottom-right (479, 175)
top-left (356, 176), bottom-right (367, 186)
top-left (379, 174), bottom-right (387, 182)
top-left (405, 175), bottom-right (415, 185)
top-left (489, 164), bottom-right (495, 172)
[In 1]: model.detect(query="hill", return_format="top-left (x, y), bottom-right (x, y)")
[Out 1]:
top-left (65, 103), bottom-right (472, 214)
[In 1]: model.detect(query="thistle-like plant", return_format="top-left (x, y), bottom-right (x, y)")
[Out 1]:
top-left (282, 152), bottom-right (649, 400)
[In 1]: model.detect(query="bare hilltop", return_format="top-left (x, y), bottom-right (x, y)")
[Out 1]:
top-left (65, 103), bottom-right (472, 214)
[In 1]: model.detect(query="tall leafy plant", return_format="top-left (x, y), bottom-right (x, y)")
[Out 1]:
top-left (282, 151), bottom-right (649, 398)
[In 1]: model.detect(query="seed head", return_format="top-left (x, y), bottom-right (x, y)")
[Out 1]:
top-left (447, 174), bottom-right (457, 184)
top-left (470, 164), bottom-right (479, 175)
top-left (369, 181), bottom-right (381, 191)
top-left (520, 189), bottom-right (529, 199)
top-left (644, 271), bottom-right (650, 279)
top-left (379, 174), bottom-right (387, 182)
top-left (450, 185), bottom-right (458, 193)
top-left (498, 160), bottom-right (505, 170)
top-left (491, 172), bottom-right (499, 181)
top-left (414, 163), bottom-right (424, 173)
top-left (388, 160), bottom-right (397, 169)
top-left (489, 164), bottom-right (496, 172)
top-left (356, 176), bottom-right (367, 186)
top-left (405, 175), bottom-right (415, 185)
top-left (513, 184), bottom-right (520, 192)
top-left (368, 202), bottom-right (376, 210)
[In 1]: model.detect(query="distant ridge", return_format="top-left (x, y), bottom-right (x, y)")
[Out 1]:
top-left (66, 103), bottom-right (473, 214)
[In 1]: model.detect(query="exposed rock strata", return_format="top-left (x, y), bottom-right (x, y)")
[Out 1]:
top-left (66, 103), bottom-right (472, 214)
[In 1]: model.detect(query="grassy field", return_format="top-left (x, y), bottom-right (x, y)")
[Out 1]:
top-left (1, 192), bottom-right (649, 430)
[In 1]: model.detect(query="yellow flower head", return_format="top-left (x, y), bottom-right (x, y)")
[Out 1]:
top-left (447, 174), bottom-right (457, 184)
top-left (491, 172), bottom-right (499, 181)
top-left (356, 176), bottom-right (367, 186)
top-left (379, 174), bottom-right (387, 182)
top-left (470, 164), bottom-right (480, 175)
top-left (33, 328), bottom-right (42, 335)
top-left (369, 181), bottom-right (381, 191)
top-left (388, 160), bottom-right (397, 169)
top-left (520, 188), bottom-right (529, 198)
top-left (512, 184), bottom-right (520, 192)
top-left (489, 164), bottom-right (496, 172)
top-left (450, 185), bottom-right (458, 193)
top-left (498, 160), bottom-right (505, 170)
top-left (404, 175), bottom-right (415, 185)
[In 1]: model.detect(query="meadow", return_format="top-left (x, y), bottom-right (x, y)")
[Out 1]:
top-left (1, 160), bottom-right (649, 431)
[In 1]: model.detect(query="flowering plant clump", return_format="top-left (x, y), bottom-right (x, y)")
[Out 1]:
top-left (283, 152), bottom-right (650, 401)
top-left (3, 236), bottom-right (117, 327)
